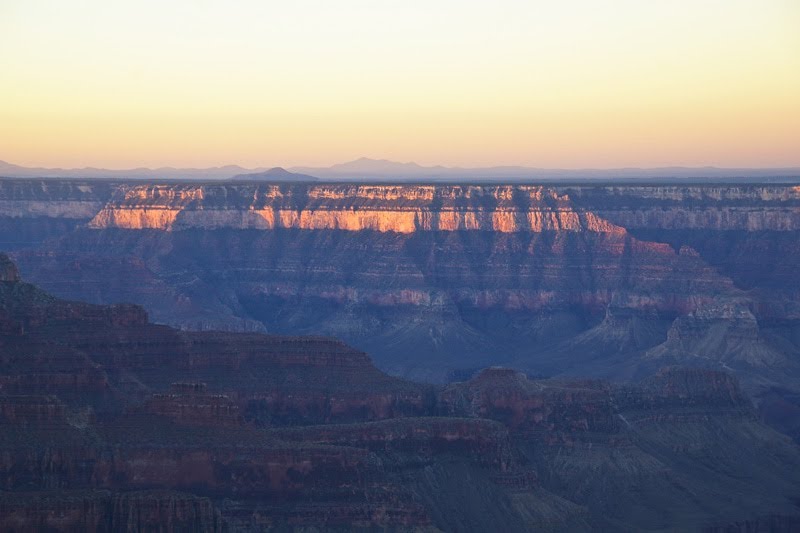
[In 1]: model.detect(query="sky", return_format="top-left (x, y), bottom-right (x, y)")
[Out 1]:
top-left (1, 0), bottom-right (798, 169)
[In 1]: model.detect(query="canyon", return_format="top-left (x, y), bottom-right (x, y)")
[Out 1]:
top-left (2, 181), bottom-right (798, 380)
top-left (3, 182), bottom-right (800, 432)
top-left (2, 252), bottom-right (800, 530)
top-left (1, 179), bottom-right (799, 441)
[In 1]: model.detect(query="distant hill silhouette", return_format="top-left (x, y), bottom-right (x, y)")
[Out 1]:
top-left (0, 159), bottom-right (261, 180)
top-left (230, 167), bottom-right (318, 181)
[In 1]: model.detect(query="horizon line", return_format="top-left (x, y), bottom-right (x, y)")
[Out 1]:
top-left (3, 157), bottom-right (800, 173)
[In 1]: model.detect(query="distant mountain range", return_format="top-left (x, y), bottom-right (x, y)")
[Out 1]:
top-left (0, 159), bottom-right (263, 180)
top-left (2, 157), bottom-right (799, 182)
top-left (292, 157), bottom-right (800, 181)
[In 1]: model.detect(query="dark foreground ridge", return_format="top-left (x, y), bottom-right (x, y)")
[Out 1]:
top-left (2, 253), bottom-right (800, 531)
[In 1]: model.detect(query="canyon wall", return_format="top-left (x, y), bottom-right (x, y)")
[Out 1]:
top-left (3, 180), bottom-right (798, 232)
top-left (87, 183), bottom-right (628, 233)
top-left (2, 257), bottom-right (800, 530)
top-left (2, 180), bottom-right (799, 399)
top-left (565, 185), bottom-right (800, 231)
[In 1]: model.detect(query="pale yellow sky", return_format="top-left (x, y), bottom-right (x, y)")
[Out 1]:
top-left (1, 0), bottom-right (798, 169)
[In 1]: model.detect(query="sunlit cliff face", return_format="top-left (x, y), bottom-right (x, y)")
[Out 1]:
top-left (89, 185), bottom-right (628, 233)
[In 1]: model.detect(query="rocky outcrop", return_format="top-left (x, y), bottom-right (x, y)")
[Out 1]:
top-left (440, 367), bottom-right (759, 438)
top-left (0, 273), bottom-right (148, 336)
top-left (611, 367), bottom-right (756, 425)
top-left (440, 368), bottom-right (619, 441)
top-left (646, 301), bottom-right (789, 367)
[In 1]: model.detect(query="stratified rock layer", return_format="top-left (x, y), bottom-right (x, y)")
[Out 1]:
top-left (4, 180), bottom-right (800, 443)
top-left (2, 256), bottom-right (800, 530)
top-left (2, 181), bottom-right (800, 423)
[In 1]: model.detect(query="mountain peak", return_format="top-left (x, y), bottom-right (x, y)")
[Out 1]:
top-left (264, 167), bottom-right (291, 175)
top-left (231, 167), bottom-right (318, 182)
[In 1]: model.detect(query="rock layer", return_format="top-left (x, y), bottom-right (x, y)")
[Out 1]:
top-left (3, 180), bottom-right (800, 437)
top-left (1, 258), bottom-right (800, 530)
top-left (86, 183), bottom-right (630, 233)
